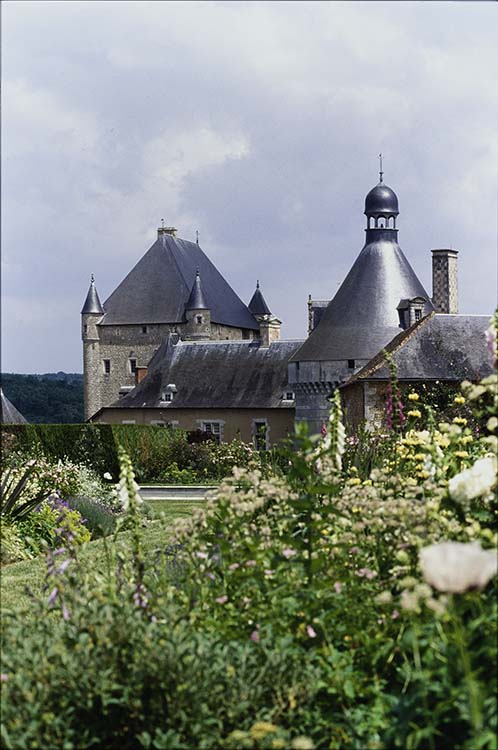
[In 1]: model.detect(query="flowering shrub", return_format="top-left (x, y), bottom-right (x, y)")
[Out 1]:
top-left (1, 368), bottom-right (497, 748)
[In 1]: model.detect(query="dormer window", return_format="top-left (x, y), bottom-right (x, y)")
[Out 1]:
top-left (283, 391), bottom-right (295, 401)
top-left (161, 393), bottom-right (173, 402)
top-left (129, 359), bottom-right (137, 374)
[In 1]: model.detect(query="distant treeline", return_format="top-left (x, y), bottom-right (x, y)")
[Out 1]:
top-left (1, 373), bottom-right (84, 424)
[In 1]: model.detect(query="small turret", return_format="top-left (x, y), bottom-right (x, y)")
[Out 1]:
top-left (184, 270), bottom-right (211, 340)
top-left (81, 274), bottom-right (104, 420)
top-left (249, 280), bottom-right (281, 347)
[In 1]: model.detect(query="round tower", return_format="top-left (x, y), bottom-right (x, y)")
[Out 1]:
top-left (184, 269), bottom-right (212, 340)
top-left (81, 274), bottom-right (104, 420)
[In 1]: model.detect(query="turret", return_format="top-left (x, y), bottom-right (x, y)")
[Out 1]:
top-left (184, 269), bottom-right (211, 340)
top-left (248, 280), bottom-right (281, 347)
top-left (81, 274), bottom-right (104, 420)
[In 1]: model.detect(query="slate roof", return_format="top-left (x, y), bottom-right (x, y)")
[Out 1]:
top-left (1, 389), bottom-right (28, 424)
top-left (248, 282), bottom-right (272, 316)
top-left (290, 228), bottom-right (433, 363)
top-left (99, 234), bottom-right (259, 330)
top-left (81, 276), bottom-right (104, 315)
top-left (186, 270), bottom-right (208, 310)
top-left (343, 314), bottom-right (493, 383)
top-left (110, 337), bottom-right (303, 410)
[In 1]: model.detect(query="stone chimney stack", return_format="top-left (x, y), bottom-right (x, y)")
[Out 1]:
top-left (157, 225), bottom-right (178, 238)
top-left (431, 249), bottom-right (459, 313)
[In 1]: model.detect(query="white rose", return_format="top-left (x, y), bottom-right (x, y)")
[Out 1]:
top-left (420, 541), bottom-right (497, 593)
top-left (448, 456), bottom-right (497, 504)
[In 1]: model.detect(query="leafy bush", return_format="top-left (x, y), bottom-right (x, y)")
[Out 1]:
top-left (67, 496), bottom-right (117, 538)
top-left (1, 374), bottom-right (497, 749)
top-left (0, 520), bottom-right (31, 565)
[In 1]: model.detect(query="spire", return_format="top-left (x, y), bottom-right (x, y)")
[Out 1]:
top-left (378, 153), bottom-right (384, 183)
top-left (81, 274), bottom-right (104, 315)
top-left (248, 280), bottom-right (272, 317)
top-left (185, 269), bottom-right (208, 310)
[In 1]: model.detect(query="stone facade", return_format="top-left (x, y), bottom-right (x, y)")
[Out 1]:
top-left (431, 249), bottom-right (459, 314)
top-left (91, 406), bottom-right (294, 446)
top-left (83, 321), bottom-right (258, 420)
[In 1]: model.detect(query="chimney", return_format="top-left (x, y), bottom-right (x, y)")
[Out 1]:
top-left (157, 226), bottom-right (178, 238)
top-left (259, 316), bottom-right (281, 348)
top-left (135, 366), bottom-right (148, 385)
top-left (431, 249), bottom-right (459, 313)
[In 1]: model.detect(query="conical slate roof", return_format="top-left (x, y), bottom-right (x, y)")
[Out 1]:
top-left (185, 270), bottom-right (208, 310)
top-left (1, 388), bottom-right (28, 424)
top-left (291, 228), bottom-right (433, 363)
top-left (81, 275), bottom-right (104, 315)
top-left (100, 234), bottom-right (259, 330)
top-left (248, 281), bottom-right (272, 316)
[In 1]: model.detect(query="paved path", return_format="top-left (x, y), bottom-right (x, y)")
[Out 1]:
top-left (139, 485), bottom-right (214, 501)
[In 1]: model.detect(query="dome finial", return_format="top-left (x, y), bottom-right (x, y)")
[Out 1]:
top-left (378, 153), bottom-right (384, 183)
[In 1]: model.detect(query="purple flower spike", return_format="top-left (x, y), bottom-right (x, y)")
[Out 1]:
top-left (48, 587), bottom-right (59, 606)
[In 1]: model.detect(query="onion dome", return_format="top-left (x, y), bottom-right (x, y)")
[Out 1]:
top-left (364, 182), bottom-right (399, 216)
top-left (185, 269), bottom-right (208, 310)
top-left (81, 274), bottom-right (104, 315)
top-left (248, 280), bottom-right (272, 317)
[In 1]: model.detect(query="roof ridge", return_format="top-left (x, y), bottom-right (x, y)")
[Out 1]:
top-left (350, 312), bottom-right (435, 381)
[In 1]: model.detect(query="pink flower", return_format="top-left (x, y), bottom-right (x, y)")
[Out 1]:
top-left (264, 569), bottom-right (275, 576)
top-left (245, 560), bottom-right (257, 567)
top-left (391, 609), bottom-right (400, 620)
top-left (282, 548), bottom-right (296, 559)
top-left (250, 630), bottom-right (260, 642)
top-left (0, 674), bottom-right (8, 683)
top-left (228, 563), bottom-right (240, 571)
top-left (334, 582), bottom-right (342, 594)
top-left (195, 551), bottom-right (208, 559)
top-left (215, 595), bottom-right (228, 604)
top-left (349, 547), bottom-right (360, 555)
top-left (306, 625), bottom-right (317, 638)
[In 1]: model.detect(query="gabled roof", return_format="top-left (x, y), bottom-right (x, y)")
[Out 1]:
top-left (99, 234), bottom-right (259, 330)
top-left (343, 314), bottom-right (493, 383)
top-left (290, 230), bottom-right (433, 363)
top-left (110, 337), bottom-right (303, 410)
top-left (1, 389), bottom-right (28, 424)
top-left (248, 282), bottom-right (272, 316)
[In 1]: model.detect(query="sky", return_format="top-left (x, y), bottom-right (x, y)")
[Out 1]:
top-left (2, 0), bottom-right (497, 373)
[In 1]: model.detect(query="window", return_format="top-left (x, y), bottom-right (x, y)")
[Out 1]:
top-left (83, 324), bottom-right (88, 335)
top-left (121, 420), bottom-right (136, 424)
top-left (283, 391), bottom-right (295, 401)
top-left (161, 392), bottom-right (173, 402)
top-left (142, 326), bottom-right (148, 334)
top-left (414, 309), bottom-right (422, 321)
top-left (129, 359), bottom-right (137, 374)
top-left (196, 315), bottom-right (203, 324)
top-left (202, 422), bottom-right (222, 443)
top-left (348, 359), bottom-right (355, 369)
top-left (253, 420), bottom-right (268, 451)
top-left (103, 359), bottom-right (111, 374)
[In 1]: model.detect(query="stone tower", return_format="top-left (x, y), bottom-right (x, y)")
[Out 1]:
top-left (81, 275), bottom-right (104, 421)
top-left (288, 171), bottom-right (434, 434)
top-left (184, 270), bottom-right (211, 340)
top-left (431, 248), bottom-right (459, 313)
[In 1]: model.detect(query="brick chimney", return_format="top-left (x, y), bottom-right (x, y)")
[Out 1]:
top-left (431, 249), bottom-right (459, 313)
top-left (157, 225), bottom-right (178, 238)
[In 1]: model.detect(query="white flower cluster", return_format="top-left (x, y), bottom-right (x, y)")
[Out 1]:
top-left (420, 541), bottom-right (497, 593)
top-left (448, 456), bottom-right (497, 504)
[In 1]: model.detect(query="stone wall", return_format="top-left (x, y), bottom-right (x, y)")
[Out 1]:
top-left (92, 406), bottom-right (294, 446)
top-left (83, 320), bottom-right (260, 420)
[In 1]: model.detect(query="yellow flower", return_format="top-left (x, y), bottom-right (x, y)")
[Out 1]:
top-left (454, 395), bottom-right (466, 405)
top-left (408, 392), bottom-right (420, 401)
top-left (408, 410), bottom-right (422, 419)
top-left (454, 451), bottom-right (469, 459)
top-left (250, 722), bottom-right (278, 740)
top-left (453, 417), bottom-right (467, 426)
top-left (348, 478), bottom-right (361, 486)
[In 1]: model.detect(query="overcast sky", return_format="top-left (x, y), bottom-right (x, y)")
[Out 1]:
top-left (2, 0), bottom-right (496, 373)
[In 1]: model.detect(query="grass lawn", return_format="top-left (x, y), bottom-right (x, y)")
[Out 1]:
top-left (1, 500), bottom-right (203, 616)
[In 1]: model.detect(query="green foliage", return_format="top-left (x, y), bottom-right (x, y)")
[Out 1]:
top-left (67, 496), bottom-right (117, 538)
top-left (1, 376), bottom-right (497, 749)
top-left (0, 521), bottom-right (31, 565)
top-left (1, 372), bottom-right (83, 423)
top-left (0, 463), bottom-right (49, 520)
